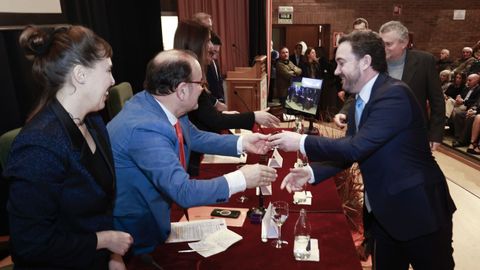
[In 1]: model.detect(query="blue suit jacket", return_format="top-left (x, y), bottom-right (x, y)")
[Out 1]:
top-left (306, 73), bottom-right (455, 241)
top-left (4, 99), bottom-right (114, 269)
top-left (107, 91), bottom-right (239, 254)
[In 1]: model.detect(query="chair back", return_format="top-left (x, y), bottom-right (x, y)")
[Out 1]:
top-left (0, 128), bottom-right (21, 170)
top-left (107, 82), bottom-right (133, 119)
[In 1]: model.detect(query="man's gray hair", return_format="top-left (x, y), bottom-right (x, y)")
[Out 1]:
top-left (379, 21), bottom-right (409, 42)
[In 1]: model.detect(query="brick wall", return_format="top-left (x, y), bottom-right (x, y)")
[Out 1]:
top-left (272, 0), bottom-right (480, 61)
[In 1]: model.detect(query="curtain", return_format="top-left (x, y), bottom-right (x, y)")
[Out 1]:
top-left (178, 0), bottom-right (249, 76)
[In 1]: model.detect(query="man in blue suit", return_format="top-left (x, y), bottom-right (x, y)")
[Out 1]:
top-left (107, 50), bottom-right (277, 255)
top-left (269, 31), bottom-right (455, 270)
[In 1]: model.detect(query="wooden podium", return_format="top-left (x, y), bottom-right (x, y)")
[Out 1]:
top-left (225, 55), bottom-right (268, 113)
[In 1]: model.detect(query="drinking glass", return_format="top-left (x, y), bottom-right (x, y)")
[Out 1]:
top-left (271, 201), bottom-right (289, 248)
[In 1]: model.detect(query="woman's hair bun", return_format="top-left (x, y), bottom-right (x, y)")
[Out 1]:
top-left (19, 25), bottom-right (54, 57)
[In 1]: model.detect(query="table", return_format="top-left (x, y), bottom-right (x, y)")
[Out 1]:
top-left (127, 130), bottom-right (362, 270)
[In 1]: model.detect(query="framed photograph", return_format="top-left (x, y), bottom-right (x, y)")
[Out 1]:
top-left (333, 32), bottom-right (344, 48)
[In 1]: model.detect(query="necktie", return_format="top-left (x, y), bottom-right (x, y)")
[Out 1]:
top-left (354, 96), bottom-right (372, 211)
top-left (174, 121), bottom-right (186, 168)
top-left (355, 96), bottom-right (365, 131)
top-left (174, 121), bottom-right (190, 220)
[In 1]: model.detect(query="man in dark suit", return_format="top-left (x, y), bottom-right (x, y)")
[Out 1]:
top-left (269, 31), bottom-right (455, 270)
top-left (334, 21), bottom-right (444, 151)
top-left (206, 32), bottom-right (225, 103)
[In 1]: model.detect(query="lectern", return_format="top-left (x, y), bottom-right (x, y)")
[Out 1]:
top-left (225, 55), bottom-right (268, 113)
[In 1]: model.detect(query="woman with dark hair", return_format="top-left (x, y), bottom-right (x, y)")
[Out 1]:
top-left (301, 47), bottom-right (329, 80)
top-left (4, 25), bottom-right (133, 269)
top-left (173, 20), bottom-right (280, 175)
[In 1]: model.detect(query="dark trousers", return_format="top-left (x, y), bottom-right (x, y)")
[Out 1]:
top-left (371, 216), bottom-right (454, 270)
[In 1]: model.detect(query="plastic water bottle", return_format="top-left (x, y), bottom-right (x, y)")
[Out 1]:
top-left (293, 208), bottom-right (311, 260)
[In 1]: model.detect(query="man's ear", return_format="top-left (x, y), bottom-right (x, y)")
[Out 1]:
top-left (175, 82), bottom-right (188, 100)
top-left (360, 55), bottom-right (372, 70)
top-left (72, 65), bottom-right (87, 84)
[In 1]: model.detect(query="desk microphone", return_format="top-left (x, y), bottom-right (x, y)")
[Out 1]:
top-left (140, 254), bottom-right (164, 270)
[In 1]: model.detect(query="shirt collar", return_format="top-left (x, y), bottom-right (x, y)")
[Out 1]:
top-left (356, 73), bottom-right (379, 104)
top-left (154, 97), bottom-right (178, 125)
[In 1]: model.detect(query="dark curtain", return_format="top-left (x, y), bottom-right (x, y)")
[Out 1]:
top-left (65, 0), bottom-right (163, 93)
top-left (248, 0), bottom-right (267, 60)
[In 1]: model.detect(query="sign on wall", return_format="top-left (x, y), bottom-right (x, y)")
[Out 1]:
top-left (278, 6), bottom-right (293, 24)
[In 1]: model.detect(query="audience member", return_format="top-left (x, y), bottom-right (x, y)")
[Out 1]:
top-left (107, 49), bottom-right (278, 255)
top-left (4, 25), bottom-right (133, 269)
top-left (352, 17), bottom-right (369, 31)
top-left (436, 49), bottom-right (454, 73)
top-left (466, 114), bottom-right (480, 155)
top-left (440, 69), bottom-right (452, 93)
top-left (174, 21), bottom-right (279, 176)
top-left (289, 42), bottom-right (306, 66)
top-left (269, 30), bottom-right (456, 270)
top-left (276, 46), bottom-right (302, 106)
top-left (300, 47), bottom-right (330, 80)
top-left (445, 72), bottom-right (466, 119)
top-left (453, 47), bottom-right (476, 74)
top-left (334, 21), bottom-right (444, 151)
top-left (269, 40), bottom-right (280, 103)
top-left (452, 73), bottom-right (480, 147)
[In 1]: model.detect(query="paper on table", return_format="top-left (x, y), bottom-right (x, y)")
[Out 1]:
top-left (293, 191), bottom-right (312, 205)
top-left (261, 203), bottom-right (278, 242)
top-left (178, 206), bottom-right (248, 227)
top-left (300, 238), bottom-right (320, 262)
top-left (188, 228), bottom-right (243, 257)
top-left (165, 218), bottom-right (227, 243)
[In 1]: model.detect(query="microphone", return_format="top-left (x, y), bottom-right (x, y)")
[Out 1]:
top-left (231, 43), bottom-right (254, 66)
top-left (233, 90), bottom-right (264, 133)
top-left (140, 254), bottom-right (164, 270)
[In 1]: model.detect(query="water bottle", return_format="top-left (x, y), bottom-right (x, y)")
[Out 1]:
top-left (293, 208), bottom-right (311, 260)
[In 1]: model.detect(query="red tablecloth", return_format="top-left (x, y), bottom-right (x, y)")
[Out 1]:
top-left (127, 212), bottom-right (361, 270)
top-left (127, 135), bottom-right (361, 269)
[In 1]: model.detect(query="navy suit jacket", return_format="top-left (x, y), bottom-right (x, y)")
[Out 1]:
top-left (306, 73), bottom-right (455, 241)
top-left (340, 50), bottom-right (445, 143)
top-left (4, 99), bottom-right (115, 269)
top-left (107, 91), bottom-right (240, 254)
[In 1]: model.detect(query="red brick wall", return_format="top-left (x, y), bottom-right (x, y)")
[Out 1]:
top-left (272, 0), bottom-right (480, 61)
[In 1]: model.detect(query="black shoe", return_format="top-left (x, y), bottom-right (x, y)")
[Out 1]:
top-left (452, 141), bottom-right (467, 147)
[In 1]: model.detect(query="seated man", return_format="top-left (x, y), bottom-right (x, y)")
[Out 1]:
top-left (107, 50), bottom-right (277, 254)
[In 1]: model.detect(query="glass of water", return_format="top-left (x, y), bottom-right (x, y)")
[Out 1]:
top-left (271, 201), bottom-right (289, 248)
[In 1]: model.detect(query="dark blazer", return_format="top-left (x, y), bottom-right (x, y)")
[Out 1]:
top-left (340, 50), bottom-right (445, 143)
top-left (187, 92), bottom-right (255, 175)
top-left (402, 50), bottom-right (445, 142)
top-left (4, 99), bottom-right (115, 269)
top-left (206, 61), bottom-right (225, 102)
top-left (306, 73), bottom-right (455, 241)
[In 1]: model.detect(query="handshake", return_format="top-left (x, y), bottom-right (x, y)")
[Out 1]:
top-left (240, 131), bottom-right (310, 193)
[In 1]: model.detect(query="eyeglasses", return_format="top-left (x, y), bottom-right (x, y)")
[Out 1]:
top-left (186, 80), bottom-right (208, 91)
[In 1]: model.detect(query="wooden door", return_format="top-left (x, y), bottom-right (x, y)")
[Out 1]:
top-left (273, 24), bottom-right (331, 59)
